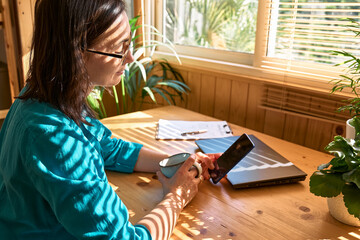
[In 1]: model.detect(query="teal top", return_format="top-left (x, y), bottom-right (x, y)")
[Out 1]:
top-left (0, 97), bottom-right (151, 240)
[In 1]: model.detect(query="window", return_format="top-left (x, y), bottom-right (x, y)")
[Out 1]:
top-left (148, 1), bottom-right (360, 91)
top-left (164, 0), bottom-right (258, 54)
top-left (267, 1), bottom-right (360, 65)
top-left (260, 0), bottom-right (360, 84)
top-left (124, 0), bottom-right (134, 19)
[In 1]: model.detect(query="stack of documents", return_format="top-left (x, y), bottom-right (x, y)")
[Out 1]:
top-left (156, 119), bottom-right (233, 140)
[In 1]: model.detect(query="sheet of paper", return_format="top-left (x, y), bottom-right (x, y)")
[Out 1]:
top-left (156, 119), bottom-right (233, 140)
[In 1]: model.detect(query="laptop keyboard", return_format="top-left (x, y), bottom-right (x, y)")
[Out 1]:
top-left (232, 151), bottom-right (294, 172)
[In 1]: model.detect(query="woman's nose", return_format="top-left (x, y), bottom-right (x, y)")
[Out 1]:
top-left (123, 50), bottom-right (134, 65)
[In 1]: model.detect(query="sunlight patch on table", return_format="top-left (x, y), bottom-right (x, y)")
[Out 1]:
top-left (127, 209), bottom-right (136, 218)
top-left (194, 219), bottom-right (205, 226)
top-left (138, 176), bottom-right (151, 183)
top-left (108, 182), bottom-right (118, 191)
top-left (180, 223), bottom-right (200, 235)
top-left (181, 212), bottom-right (195, 220)
top-left (349, 232), bottom-right (360, 239)
top-left (172, 228), bottom-right (193, 240)
top-left (121, 112), bottom-right (153, 119)
top-left (105, 122), bottom-right (155, 129)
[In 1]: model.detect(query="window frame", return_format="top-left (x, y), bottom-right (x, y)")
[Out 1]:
top-left (143, 1), bottom-right (353, 95)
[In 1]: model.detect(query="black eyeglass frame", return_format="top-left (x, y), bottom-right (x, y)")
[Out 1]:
top-left (86, 34), bottom-right (132, 64)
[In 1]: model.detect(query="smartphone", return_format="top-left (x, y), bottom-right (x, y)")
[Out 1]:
top-left (209, 133), bottom-right (255, 184)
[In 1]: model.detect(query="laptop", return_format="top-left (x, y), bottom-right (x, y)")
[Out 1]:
top-left (195, 135), bottom-right (307, 188)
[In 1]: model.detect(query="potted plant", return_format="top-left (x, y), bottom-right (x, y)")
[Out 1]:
top-left (309, 18), bottom-right (360, 226)
top-left (330, 18), bottom-right (360, 138)
top-left (309, 116), bottom-right (360, 226)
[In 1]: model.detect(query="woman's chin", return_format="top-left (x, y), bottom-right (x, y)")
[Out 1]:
top-left (103, 78), bottom-right (122, 87)
top-left (91, 74), bottom-right (123, 87)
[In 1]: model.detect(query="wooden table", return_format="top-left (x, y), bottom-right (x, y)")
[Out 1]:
top-left (101, 106), bottom-right (359, 240)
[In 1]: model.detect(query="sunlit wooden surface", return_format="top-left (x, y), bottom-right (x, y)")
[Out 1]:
top-left (0, 109), bottom-right (8, 119)
top-left (101, 106), bottom-right (360, 240)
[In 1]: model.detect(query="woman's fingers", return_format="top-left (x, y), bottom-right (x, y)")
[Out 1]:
top-left (180, 155), bottom-right (196, 170)
top-left (178, 155), bottom-right (199, 178)
top-left (196, 152), bottom-right (215, 170)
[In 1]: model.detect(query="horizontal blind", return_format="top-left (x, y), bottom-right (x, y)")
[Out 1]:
top-left (261, 0), bottom-right (360, 82)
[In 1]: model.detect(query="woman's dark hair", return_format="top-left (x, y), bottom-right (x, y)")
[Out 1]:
top-left (19, 0), bottom-right (126, 125)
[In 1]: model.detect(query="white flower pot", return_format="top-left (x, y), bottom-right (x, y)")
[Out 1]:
top-left (346, 118), bottom-right (355, 139)
top-left (327, 194), bottom-right (360, 227)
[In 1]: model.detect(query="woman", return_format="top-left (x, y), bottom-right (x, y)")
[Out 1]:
top-left (0, 0), bottom-right (219, 239)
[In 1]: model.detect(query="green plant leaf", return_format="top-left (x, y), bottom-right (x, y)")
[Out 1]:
top-left (318, 162), bottom-right (331, 170)
top-left (86, 95), bottom-right (104, 119)
top-left (325, 136), bottom-right (355, 159)
top-left (160, 80), bottom-right (190, 90)
top-left (133, 47), bottom-right (145, 61)
top-left (152, 87), bottom-right (172, 105)
top-left (158, 81), bottom-right (186, 93)
top-left (342, 183), bottom-right (360, 220)
top-left (138, 57), bottom-right (152, 65)
top-left (129, 15), bottom-right (140, 28)
top-left (309, 171), bottom-right (345, 197)
top-left (351, 117), bottom-right (360, 140)
top-left (142, 86), bottom-right (156, 103)
top-left (329, 156), bottom-right (349, 172)
top-left (146, 76), bottom-right (163, 88)
top-left (343, 167), bottom-right (360, 188)
top-left (131, 60), bottom-right (148, 82)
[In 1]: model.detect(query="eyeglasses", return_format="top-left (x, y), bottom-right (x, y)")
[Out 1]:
top-left (86, 34), bottom-right (132, 65)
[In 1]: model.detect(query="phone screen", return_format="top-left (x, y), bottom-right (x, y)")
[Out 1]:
top-left (209, 134), bottom-right (255, 184)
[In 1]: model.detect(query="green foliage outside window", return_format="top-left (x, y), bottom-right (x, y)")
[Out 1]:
top-left (165, 0), bottom-right (258, 53)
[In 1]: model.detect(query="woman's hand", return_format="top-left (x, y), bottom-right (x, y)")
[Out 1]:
top-left (157, 155), bottom-right (201, 208)
top-left (194, 152), bottom-right (222, 180)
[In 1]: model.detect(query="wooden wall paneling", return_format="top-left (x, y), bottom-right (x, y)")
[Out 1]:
top-left (245, 84), bottom-right (266, 132)
top-left (304, 119), bottom-right (334, 151)
top-left (199, 74), bottom-right (215, 117)
top-left (101, 86), bottom-right (123, 117)
top-left (156, 65), bottom-right (188, 108)
top-left (152, 67), bottom-right (165, 106)
top-left (135, 66), bottom-right (163, 111)
top-left (137, 89), bottom-right (162, 111)
top-left (331, 123), bottom-right (346, 140)
top-left (228, 79), bottom-right (249, 127)
top-left (302, 95), bottom-right (345, 151)
top-left (282, 115), bottom-right (308, 146)
top-left (1, 0), bottom-right (20, 100)
top-left (335, 101), bottom-right (350, 128)
top-left (15, 0), bottom-right (35, 85)
top-left (213, 77), bottom-right (231, 120)
top-left (186, 71), bottom-right (201, 112)
top-left (175, 69), bottom-right (188, 108)
top-left (282, 89), bottom-right (311, 146)
top-left (0, 62), bottom-right (12, 110)
top-left (263, 110), bottom-right (286, 139)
